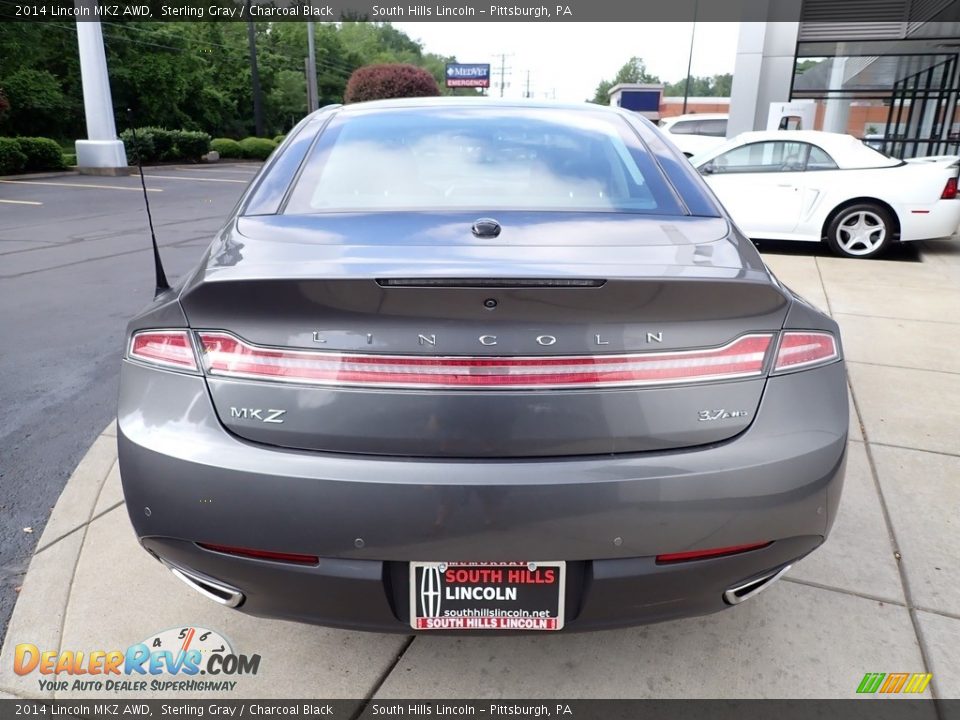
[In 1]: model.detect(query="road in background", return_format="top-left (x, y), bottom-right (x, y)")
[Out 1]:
top-left (0, 165), bottom-right (259, 641)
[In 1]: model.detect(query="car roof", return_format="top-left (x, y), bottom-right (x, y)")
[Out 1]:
top-left (698, 130), bottom-right (902, 169)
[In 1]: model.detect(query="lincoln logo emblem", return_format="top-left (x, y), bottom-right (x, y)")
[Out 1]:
top-left (420, 566), bottom-right (443, 617)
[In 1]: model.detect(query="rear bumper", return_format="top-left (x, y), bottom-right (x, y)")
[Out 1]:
top-left (118, 359), bottom-right (848, 632)
top-left (901, 201), bottom-right (960, 241)
top-left (144, 535), bottom-right (821, 633)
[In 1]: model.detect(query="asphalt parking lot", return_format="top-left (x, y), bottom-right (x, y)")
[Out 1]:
top-left (1, 166), bottom-right (959, 700)
top-left (0, 164), bottom-right (262, 641)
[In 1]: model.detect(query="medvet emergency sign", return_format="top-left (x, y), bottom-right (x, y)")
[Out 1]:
top-left (445, 63), bottom-right (491, 88)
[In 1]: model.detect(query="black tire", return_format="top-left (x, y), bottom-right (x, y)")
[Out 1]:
top-left (825, 203), bottom-right (895, 259)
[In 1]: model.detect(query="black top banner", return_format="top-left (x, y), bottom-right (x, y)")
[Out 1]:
top-left (0, 700), bottom-right (953, 720)
top-left (1, 0), bottom-right (861, 23)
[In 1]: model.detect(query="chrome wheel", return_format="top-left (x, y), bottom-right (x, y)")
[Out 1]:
top-left (835, 210), bottom-right (887, 256)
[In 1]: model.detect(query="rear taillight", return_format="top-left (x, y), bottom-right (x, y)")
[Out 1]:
top-left (128, 330), bottom-right (198, 371)
top-left (773, 331), bottom-right (839, 373)
top-left (942, 177), bottom-right (958, 199)
top-left (196, 332), bottom-right (774, 390)
top-left (197, 542), bottom-right (318, 566)
top-left (656, 541), bottom-right (772, 564)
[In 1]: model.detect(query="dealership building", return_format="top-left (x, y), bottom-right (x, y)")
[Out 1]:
top-left (612, 2), bottom-right (960, 159)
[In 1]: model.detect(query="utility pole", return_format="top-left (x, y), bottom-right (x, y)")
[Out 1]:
top-left (245, 0), bottom-right (264, 136)
top-left (682, 0), bottom-right (698, 114)
top-left (493, 53), bottom-right (513, 98)
top-left (306, 21), bottom-right (319, 112)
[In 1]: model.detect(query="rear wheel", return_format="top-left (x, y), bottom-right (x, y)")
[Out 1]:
top-left (826, 203), bottom-right (895, 259)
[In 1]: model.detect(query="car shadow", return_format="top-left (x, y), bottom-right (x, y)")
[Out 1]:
top-left (753, 239), bottom-right (923, 263)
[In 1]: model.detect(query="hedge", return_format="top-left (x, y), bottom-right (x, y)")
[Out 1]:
top-left (16, 137), bottom-right (67, 171)
top-left (120, 127), bottom-right (213, 163)
top-left (0, 137), bottom-right (27, 174)
top-left (175, 130), bottom-right (211, 160)
top-left (211, 138), bottom-right (242, 159)
top-left (0, 136), bottom-right (67, 173)
top-left (238, 137), bottom-right (276, 160)
top-left (344, 63), bottom-right (440, 103)
top-left (273, 134), bottom-right (286, 144)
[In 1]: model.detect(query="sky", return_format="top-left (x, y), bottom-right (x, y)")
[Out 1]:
top-left (394, 22), bottom-right (742, 102)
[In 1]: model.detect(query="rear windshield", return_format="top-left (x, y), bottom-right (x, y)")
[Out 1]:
top-left (283, 107), bottom-right (685, 215)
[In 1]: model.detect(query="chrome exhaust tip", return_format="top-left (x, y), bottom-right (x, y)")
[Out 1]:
top-left (723, 564), bottom-right (792, 606)
top-left (164, 562), bottom-right (245, 608)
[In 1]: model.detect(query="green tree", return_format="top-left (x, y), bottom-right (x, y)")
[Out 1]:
top-left (589, 57), bottom-right (661, 105)
top-left (662, 73), bottom-right (733, 97)
top-left (0, 69), bottom-right (70, 137)
top-left (0, 20), bottom-right (468, 140)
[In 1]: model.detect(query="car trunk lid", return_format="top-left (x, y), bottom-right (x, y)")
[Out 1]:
top-left (178, 213), bottom-right (789, 457)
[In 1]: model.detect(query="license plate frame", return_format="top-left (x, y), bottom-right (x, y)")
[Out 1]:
top-left (409, 561), bottom-right (566, 631)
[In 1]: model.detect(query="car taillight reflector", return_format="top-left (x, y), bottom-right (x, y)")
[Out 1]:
top-left (774, 331), bottom-right (839, 373)
top-left (656, 541), bottom-right (772, 564)
top-left (942, 177), bottom-right (958, 199)
top-left (196, 332), bottom-right (774, 389)
top-left (198, 542), bottom-right (319, 566)
top-left (129, 330), bottom-right (197, 370)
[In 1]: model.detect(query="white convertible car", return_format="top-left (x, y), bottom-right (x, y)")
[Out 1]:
top-left (692, 131), bottom-right (960, 258)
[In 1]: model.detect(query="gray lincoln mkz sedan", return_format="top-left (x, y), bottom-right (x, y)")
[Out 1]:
top-left (118, 98), bottom-right (847, 633)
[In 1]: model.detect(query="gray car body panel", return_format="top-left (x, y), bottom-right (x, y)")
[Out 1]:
top-left (119, 99), bottom-right (848, 631)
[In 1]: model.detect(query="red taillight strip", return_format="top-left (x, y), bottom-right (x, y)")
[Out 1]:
top-left (196, 332), bottom-right (774, 390)
top-left (197, 542), bottom-right (319, 566)
top-left (656, 541), bottom-right (773, 564)
top-left (773, 331), bottom-right (838, 373)
top-left (128, 330), bottom-right (198, 370)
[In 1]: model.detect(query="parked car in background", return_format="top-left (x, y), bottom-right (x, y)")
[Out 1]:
top-left (659, 113), bottom-right (729, 157)
top-left (119, 99), bottom-right (847, 633)
top-left (693, 130), bottom-right (960, 258)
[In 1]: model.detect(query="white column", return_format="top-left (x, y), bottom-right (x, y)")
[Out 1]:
top-left (728, 19), bottom-right (801, 137)
top-left (75, 18), bottom-right (128, 172)
top-left (822, 56), bottom-right (851, 133)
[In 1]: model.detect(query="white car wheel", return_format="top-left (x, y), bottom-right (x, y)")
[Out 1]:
top-left (827, 205), bottom-right (894, 259)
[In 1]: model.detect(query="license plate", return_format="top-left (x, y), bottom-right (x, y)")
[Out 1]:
top-left (409, 561), bottom-right (566, 631)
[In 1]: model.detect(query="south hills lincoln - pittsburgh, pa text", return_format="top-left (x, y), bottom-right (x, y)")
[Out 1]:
top-left (371, 4), bottom-right (573, 17)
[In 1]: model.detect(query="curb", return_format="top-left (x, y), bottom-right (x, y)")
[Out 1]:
top-left (0, 421), bottom-right (119, 698)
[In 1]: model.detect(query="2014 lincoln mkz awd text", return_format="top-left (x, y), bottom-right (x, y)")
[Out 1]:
top-left (118, 98), bottom-right (847, 632)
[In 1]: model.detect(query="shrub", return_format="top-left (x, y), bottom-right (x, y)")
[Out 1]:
top-left (172, 130), bottom-right (211, 161)
top-left (16, 137), bottom-right (66, 171)
top-left (120, 127), bottom-right (156, 164)
top-left (273, 134), bottom-right (286, 144)
top-left (238, 137), bottom-right (276, 160)
top-left (0, 137), bottom-right (27, 174)
top-left (142, 127), bottom-right (176, 160)
top-left (63, 152), bottom-right (77, 166)
top-left (344, 63), bottom-right (440, 104)
top-left (211, 137), bottom-right (242, 159)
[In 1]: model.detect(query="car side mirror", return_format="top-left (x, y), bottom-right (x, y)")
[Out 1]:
top-left (699, 163), bottom-right (716, 175)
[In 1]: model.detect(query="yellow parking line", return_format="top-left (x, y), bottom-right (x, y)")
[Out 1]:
top-left (0, 198), bottom-right (43, 205)
top-left (143, 174), bottom-right (247, 184)
top-left (0, 179), bottom-right (161, 192)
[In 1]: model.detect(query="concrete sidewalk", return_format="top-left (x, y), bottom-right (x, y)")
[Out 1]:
top-left (2, 243), bottom-right (959, 700)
